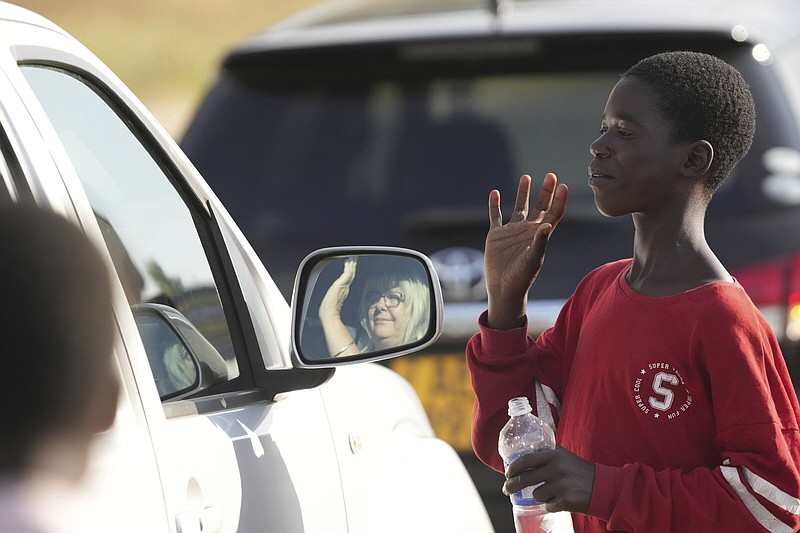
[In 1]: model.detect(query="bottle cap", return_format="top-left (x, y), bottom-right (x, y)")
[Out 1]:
top-left (507, 396), bottom-right (532, 416)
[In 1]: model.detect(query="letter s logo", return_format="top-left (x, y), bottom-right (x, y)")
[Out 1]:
top-left (648, 372), bottom-right (679, 411)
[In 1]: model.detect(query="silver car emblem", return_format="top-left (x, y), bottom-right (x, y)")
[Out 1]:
top-left (429, 247), bottom-right (487, 301)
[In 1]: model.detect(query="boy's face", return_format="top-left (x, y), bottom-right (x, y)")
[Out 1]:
top-left (588, 76), bottom-right (690, 218)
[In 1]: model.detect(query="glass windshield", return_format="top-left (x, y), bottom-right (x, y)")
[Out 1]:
top-left (190, 72), bottom-right (615, 247)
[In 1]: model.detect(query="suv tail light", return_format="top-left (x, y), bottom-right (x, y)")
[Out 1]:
top-left (732, 253), bottom-right (800, 343)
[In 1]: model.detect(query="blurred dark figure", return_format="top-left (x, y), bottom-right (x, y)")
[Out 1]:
top-left (0, 205), bottom-right (118, 532)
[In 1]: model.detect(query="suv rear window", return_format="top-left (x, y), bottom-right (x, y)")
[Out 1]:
top-left (183, 38), bottom-right (799, 300)
top-left (193, 71), bottom-right (613, 241)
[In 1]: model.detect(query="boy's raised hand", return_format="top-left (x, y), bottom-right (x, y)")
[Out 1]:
top-left (486, 174), bottom-right (568, 330)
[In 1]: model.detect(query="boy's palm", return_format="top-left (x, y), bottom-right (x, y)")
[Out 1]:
top-left (485, 174), bottom-right (568, 329)
top-left (485, 216), bottom-right (548, 295)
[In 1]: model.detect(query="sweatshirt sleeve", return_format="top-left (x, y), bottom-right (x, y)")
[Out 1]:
top-left (588, 431), bottom-right (800, 533)
top-left (587, 300), bottom-right (800, 532)
top-left (466, 272), bottom-right (590, 474)
top-left (466, 311), bottom-right (554, 472)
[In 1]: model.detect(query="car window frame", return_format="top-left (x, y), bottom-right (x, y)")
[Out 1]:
top-left (0, 123), bottom-right (19, 205)
top-left (14, 59), bottom-right (264, 407)
top-left (0, 66), bottom-right (38, 205)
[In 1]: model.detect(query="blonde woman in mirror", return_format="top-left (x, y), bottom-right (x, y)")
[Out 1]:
top-left (319, 258), bottom-right (430, 356)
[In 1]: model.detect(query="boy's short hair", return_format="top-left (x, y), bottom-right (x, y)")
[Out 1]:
top-left (623, 51), bottom-right (756, 192)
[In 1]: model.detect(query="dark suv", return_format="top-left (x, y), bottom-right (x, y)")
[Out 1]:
top-left (182, 0), bottom-right (800, 530)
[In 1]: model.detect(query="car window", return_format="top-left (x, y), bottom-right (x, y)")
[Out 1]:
top-left (185, 72), bottom-right (613, 250)
top-left (186, 58), bottom-right (775, 246)
top-left (20, 65), bottom-right (241, 399)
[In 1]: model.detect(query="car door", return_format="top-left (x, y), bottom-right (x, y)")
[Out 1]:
top-left (4, 22), bottom-right (349, 533)
top-left (0, 27), bottom-right (170, 533)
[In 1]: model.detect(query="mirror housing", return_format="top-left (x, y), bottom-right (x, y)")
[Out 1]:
top-left (132, 303), bottom-right (230, 400)
top-left (291, 247), bottom-right (443, 368)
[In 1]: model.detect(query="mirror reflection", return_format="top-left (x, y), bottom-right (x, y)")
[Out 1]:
top-left (136, 313), bottom-right (199, 398)
top-left (301, 254), bottom-right (432, 360)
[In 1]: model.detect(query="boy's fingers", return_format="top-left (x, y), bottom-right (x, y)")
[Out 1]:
top-left (510, 174), bottom-right (532, 222)
top-left (488, 189), bottom-right (503, 229)
top-left (525, 223), bottom-right (552, 271)
top-left (490, 174), bottom-right (566, 230)
top-left (528, 173), bottom-right (557, 221)
top-left (542, 183), bottom-right (569, 229)
top-left (503, 466), bottom-right (548, 495)
top-left (503, 449), bottom-right (556, 496)
top-left (504, 449), bottom-right (554, 478)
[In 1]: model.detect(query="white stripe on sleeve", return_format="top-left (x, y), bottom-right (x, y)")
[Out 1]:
top-left (721, 461), bottom-right (798, 533)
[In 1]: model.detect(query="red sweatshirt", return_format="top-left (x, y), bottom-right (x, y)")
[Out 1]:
top-left (467, 259), bottom-right (800, 532)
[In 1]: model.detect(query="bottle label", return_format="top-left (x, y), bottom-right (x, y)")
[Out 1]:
top-left (509, 482), bottom-right (545, 507)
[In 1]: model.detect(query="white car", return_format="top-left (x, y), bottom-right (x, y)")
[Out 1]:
top-left (0, 3), bottom-right (493, 532)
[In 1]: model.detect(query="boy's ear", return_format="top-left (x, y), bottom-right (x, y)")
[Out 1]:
top-left (682, 140), bottom-right (713, 179)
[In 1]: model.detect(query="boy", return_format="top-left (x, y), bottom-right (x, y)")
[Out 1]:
top-left (467, 51), bottom-right (800, 532)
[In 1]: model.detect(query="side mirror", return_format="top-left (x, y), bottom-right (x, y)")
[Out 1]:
top-left (132, 303), bottom-right (230, 401)
top-left (291, 247), bottom-right (443, 367)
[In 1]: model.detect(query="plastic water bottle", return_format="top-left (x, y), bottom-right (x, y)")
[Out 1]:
top-left (498, 396), bottom-right (556, 533)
